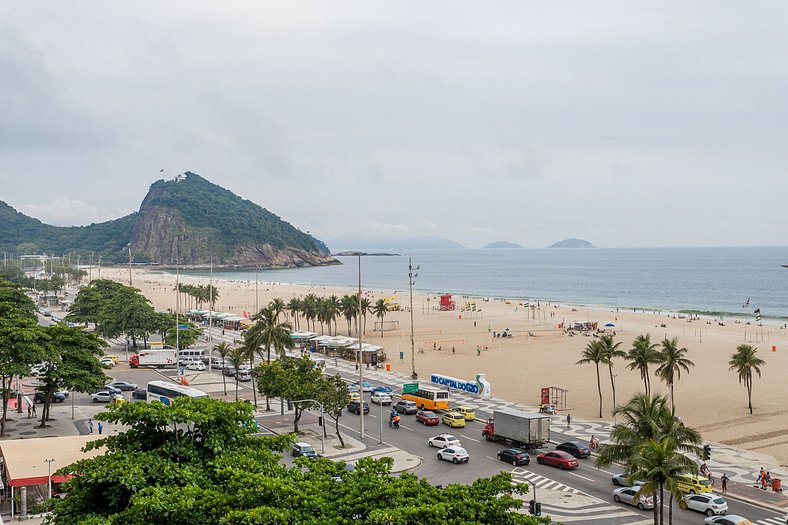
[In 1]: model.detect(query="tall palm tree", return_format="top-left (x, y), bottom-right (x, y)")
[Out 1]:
top-left (627, 334), bottom-right (661, 396)
top-left (302, 294), bottom-right (318, 332)
top-left (246, 306), bottom-right (294, 411)
top-left (655, 337), bottom-right (694, 414)
top-left (326, 295), bottom-right (340, 335)
top-left (225, 345), bottom-right (247, 401)
top-left (370, 299), bottom-right (388, 338)
top-left (576, 339), bottom-right (606, 418)
top-left (269, 298), bottom-right (286, 322)
top-left (360, 297), bottom-right (371, 335)
top-left (339, 295), bottom-right (358, 336)
top-left (316, 298), bottom-right (330, 335)
top-left (287, 298), bottom-right (302, 330)
top-left (599, 334), bottom-right (626, 411)
top-left (215, 341), bottom-right (231, 396)
top-left (729, 344), bottom-right (765, 415)
top-left (631, 437), bottom-right (697, 525)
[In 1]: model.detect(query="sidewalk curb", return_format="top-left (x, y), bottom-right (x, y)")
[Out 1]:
top-left (721, 488), bottom-right (787, 515)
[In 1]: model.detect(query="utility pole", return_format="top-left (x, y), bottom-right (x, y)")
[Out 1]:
top-left (208, 255), bottom-right (213, 373)
top-left (175, 239), bottom-right (180, 380)
top-left (97, 255), bottom-right (102, 280)
top-left (409, 257), bottom-right (419, 379)
top-left (127, 244), bottom-right (133, 286)
top-left (357, 254), bottom-right (364, 438)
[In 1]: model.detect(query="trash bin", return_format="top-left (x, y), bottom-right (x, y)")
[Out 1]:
top-left (773, 478), bottom-right (781, 491)
top-left (386, 364), bottom-right (391, 372)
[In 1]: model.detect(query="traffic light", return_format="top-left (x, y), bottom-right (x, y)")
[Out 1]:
top-left (528, 500), bottom-right (535, 514)
top-left (703, 444), bottom-right (711, 461)
top-left (534, 502), bottom-right (542, 516)
top-left (318, 416), bottom-right (324, 427)
top-left (287, 399), bottom-right (293, 411)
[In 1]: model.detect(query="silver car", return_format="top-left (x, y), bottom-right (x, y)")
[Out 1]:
top-left (704, 515), bottom-right (753, 525)
top-left (612, 473), bottom-right (646, 487)
top-left (613, 487), bottom-right (655, 510)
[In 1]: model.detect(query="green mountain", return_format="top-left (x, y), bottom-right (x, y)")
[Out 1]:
top-left (1, 172), bottom-right (336, 268)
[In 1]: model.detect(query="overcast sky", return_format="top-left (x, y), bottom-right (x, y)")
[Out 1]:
top-left (1, 2), bottom-right (787, 249)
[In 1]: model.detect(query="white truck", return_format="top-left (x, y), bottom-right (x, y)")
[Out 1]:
top-left (482, 408), bottom-right (550, 449)
top-left (129, 349), bottom-right (178, 368)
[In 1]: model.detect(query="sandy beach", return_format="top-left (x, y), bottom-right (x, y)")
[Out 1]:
top-left (97, 267), bottom-right (788, 464)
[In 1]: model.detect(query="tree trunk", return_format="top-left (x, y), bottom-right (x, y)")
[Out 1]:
top-left (294, 407), bottom-right (302, 434)
top-left (652, 488), bottom-right (659, 525)
top-left (608, 363), bottom-right (617, 411)
top-left (595, 363), bottom-right (602, 418)
top-left (222, 371), bottom-right (227, 396)
top-left (1, 375), bottom-right (9, 437)
top-left (668, 493), bottom-right (673, 525)
top-left (643, 367), bottom-right (650, 396)
top-left (235, 376), bottom-right (239, 401)
top-left (747, 376), bottom-right (753, 415)
top-left (334, 416), bottom-right (345, 448)
top-left (659, 486), bottom-right (665, 525)
top-left (670, 382), bottom-right (675, 415)
top-left (250, 357), bottom-right (258, 409)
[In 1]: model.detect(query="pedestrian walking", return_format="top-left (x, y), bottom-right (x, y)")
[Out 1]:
top-left (452, 346), bottom-right (455, 354)
top-left (98, 422), bottom-right (103, 435)
top-left (31, 403), bottom-right (36, 416)
top-left (88, 418), bottom-right (94, 434)
top-left (27, 404), bottom-right (31, 418)
top-left (566, 413), bottom-right (572, 428)
top-left (476, 346), bottom-right (481, 356)
top-left (721, 473), bottom-right (728, 493)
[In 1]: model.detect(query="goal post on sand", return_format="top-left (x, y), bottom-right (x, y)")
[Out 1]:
top-left (374, 320), bottom-right (400, 333)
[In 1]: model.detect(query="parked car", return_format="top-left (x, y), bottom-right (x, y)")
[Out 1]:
top-left (612, 473), bottom-right (645, 487)
top-left (236, 368), bottom-right (252, 381)
top-left (34, 391), bottom-right (65, 404)
top-left (437, 446), bottom-right (469, 464)
top-left (704, 515), bottom-right (754, 525)
top-left (682, 493), bottom-right (728, 516)
top-left (222, 364), bottom-right (236, 377)
top-left (292, 442), bottom-right (319, 459)
top-left (350, 381), bottom-right (374, 392)
top-left (30, 363), bottom-right (50, 377)
top-left (186, 361), bottom-right (206, 371)
top-left (452, 406), bottom-right (476, 421)
top-left (131, 389), bottom-right (147, 400)
top-left (497, 448), bottom-right (530, 466)
top-left (556, 441), bottom-right (592, 458)
top-left (428, 434), bottom-right (460, 448)
top-left (416, 410), bottom-right (440, 426)
top-left (108, 381), bottom-right (138, 391)
top-left (105, 385), bottom-right (123, 396)
top-left (370, 392), bottom-right (392, 405)
top-left (442, 412), bottom-right (466, 428)
top-left (613, 487), bottom-right (655, 510)
top-left (211, 357), bottom-right (224, 368)
top-left (393, 400), bottom-right (418, 415)
top-left (372, 385), bottom-right (393, 394)
top-left (91, 390), bottom-right (123, 403)
top-left (536, 451), bottom-right (579, 470)
top-left (99, 357), bottom-right (115, 368)
top-left (347, 400), bottom-right (370, 415)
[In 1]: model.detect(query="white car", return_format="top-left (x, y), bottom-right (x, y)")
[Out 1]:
top-left (437, 446), bottom-right (469, 464)
top-left (428, 434), bottom-right (461, 448)
top-left (91, 391), bottom-right (123, 403)
top-left (612, 473), bottom-right (646, 487)
top-left (613, 487), bottom-right (655, 510)
top-left (186, 361), bottom-right (206, 371)
top-left (370, 392), bottom-right (392, 405)
top-left (99, 357), bottom-right (115, 368)
top-left (704, 515), bottom-right (754, 525)
top-left (684, 493), bottom-right (728, 516)
top-left (211, 357), bottom-right (224, 368)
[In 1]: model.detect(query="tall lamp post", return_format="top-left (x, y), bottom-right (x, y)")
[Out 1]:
top-left (357, 254), bottom-right (365, 438)
top-left (45, 458), bottom-right (55, 500)
top-left (408, 257), bottom-right (419, 379)
top-left (127, 243), bottom-right (133, 286)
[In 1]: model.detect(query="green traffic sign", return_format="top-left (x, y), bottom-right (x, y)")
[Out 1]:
top-left (402, 383), bottom-right (419, 394)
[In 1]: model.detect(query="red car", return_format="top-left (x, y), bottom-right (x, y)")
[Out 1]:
top-left (416, 410), bottom-right (440, 426)
top-left (536, 451), bottom-right (579, 470)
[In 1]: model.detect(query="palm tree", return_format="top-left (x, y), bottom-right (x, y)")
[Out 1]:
top-left (631, 437), bottom-right (697, 525)
top-left (246, 306), bottom-right (294, 411)
top-left (360, 297), bottom-right (371, 335)
top-left (339, 295), bottom-right (358, 336)
top-left (599, 334), bottom-right (626, 411)
top-left (326, 295), bottom-right (340, 335)
top-left (729, 344), bottom-right (765, 415)
top-left (627, 334), bottom-right (661, 396)
top-left (576, 339), bottom-right (606, 418)
top-left (225, 345), bottom-right (247, 401)
top-left (302, 294), bottom-right (318, 332)
top-left (269, 298), bottom-right (286, 322)
top-left (215, 341), bottom-right (231, 396)
top-left (655, 337), bottom-right (694, 414)
top-left (370, 299), bottom-right (388, 338)
top-left (287, 298), bottom-right (302, 330)
top-left (236, 341), bottom-right (258, 408)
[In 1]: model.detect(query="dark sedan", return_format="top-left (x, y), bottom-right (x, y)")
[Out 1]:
top-left (556, 441), bottom-right (592, 458)
top-left (416, 410), bottom-right (440, 426)
top-left (131, 389), bottom-right (147, 400)
top-left (497, 448), bottom-right (530, 466)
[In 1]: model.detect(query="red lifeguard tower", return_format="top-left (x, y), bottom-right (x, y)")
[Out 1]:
top-left (439, 294), bottom-right (456, 311)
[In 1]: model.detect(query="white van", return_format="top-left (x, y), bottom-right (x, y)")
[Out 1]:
top-left (237, 369), bottom-right (252, 382)
top-left (178, 348), bottom-right (207, 363)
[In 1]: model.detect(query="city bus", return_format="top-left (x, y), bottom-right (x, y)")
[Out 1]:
top-left (146, 380), bottom-right (208, 406)
top-left (401, 385), bottom-right (449, 411)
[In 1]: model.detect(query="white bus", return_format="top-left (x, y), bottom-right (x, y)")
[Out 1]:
top-left (147, 380), bottom-right (208, 406)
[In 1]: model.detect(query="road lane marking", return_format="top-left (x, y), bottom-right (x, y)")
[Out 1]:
top-left (463, 436), bottom-right (480, 443)
top-left (569, 472), bottom-right (595, 482)
top-left (486, 456), bottom-right (499, 462)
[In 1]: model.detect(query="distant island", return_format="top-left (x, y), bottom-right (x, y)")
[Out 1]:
top-left (333, 251), bottom-right (400, 257)
top-left (548, 238), bottom-right (595, 248)
top-left (484, 241), bottom-right (522, 249)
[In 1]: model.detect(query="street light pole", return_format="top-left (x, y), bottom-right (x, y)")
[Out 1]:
top-left (379, 397), bottom-right (383, 445)
top-left (45, 458), bottom-right (55, 500)
top-left (357, 254), bottom-right (365, 438)
top-left (127, 244), bottom-right (133, 286)
top-left (408, 257), bottom-right (419, 379)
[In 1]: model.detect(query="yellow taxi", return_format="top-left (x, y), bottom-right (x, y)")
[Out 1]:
top-left (675, 474), bottom-right (712, 494)
top-left (348, 392), bottom-right (361, 403)
top-left (442, 412), bottom-right (466, 428)
top-left (452, 406), bottom-right (476, 421)
top-left (105, 355), bottom-right (120, 364)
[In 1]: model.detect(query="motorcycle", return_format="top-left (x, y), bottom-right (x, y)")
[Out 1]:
top-left (388, 417), bottom-right (400, 429)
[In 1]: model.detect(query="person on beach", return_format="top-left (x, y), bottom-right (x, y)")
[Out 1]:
top-left (476, 346), bottom-right (481, 356)
top-left (721, 473), bottom-right (728, 493)
top-left (566, 413), bottom-right (572, 428)
top-left (88, 418), bottom-right (94, 434)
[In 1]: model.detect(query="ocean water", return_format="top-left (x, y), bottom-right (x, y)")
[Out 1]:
top-left (182, 246), bottom-right (788, 320)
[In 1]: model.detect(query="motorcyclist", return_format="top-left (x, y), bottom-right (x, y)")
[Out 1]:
top-left (389, 411), bottom-right (400, 428)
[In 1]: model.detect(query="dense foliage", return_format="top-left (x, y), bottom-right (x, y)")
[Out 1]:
top-left (48, 398), bottom-right (544, 525)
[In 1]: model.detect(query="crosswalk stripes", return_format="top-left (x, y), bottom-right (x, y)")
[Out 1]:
top-left (511, 467), bottom-right (580, 494)
top-left (757, 518), bottom-right (788, 525)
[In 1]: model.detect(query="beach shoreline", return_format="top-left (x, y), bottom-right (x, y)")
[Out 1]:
top-left (95, 266), bottom-right (788, 464)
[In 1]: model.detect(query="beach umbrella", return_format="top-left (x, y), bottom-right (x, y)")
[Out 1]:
top-left (604, 323), bottom-right (615, 327)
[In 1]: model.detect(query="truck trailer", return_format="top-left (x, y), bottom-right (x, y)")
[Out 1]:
top-left (482, 408), bottom-right (550, 449)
